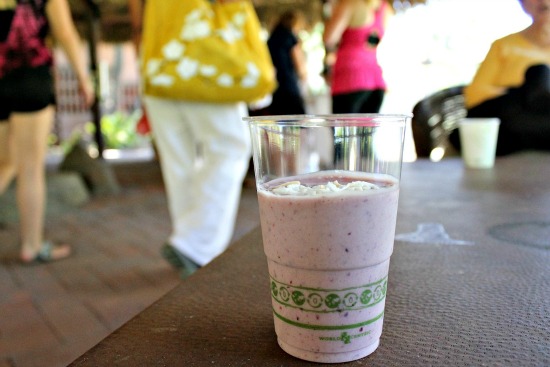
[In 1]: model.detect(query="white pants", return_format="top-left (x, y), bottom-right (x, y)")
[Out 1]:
top-left (144, 96), bottom-right (251, 266)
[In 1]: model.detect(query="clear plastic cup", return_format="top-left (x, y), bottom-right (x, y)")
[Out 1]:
top-left (244, 114), bottom-right (410, 363)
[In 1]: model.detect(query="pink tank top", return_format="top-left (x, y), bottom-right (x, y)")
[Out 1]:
top-left (331, 2), bottom-right (387, 95)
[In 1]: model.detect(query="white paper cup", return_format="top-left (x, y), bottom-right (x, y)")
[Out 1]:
top-left (458, 118), bottom-right (500, 168)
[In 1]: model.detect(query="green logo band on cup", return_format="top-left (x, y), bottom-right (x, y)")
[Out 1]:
top-left (270, 276), bottom-right (387, 313)
top-left (273, 308), bottom-right (384, 332)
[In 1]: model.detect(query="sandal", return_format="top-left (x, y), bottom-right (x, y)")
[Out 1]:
top-left (22, 241), bottom-right (72, 265)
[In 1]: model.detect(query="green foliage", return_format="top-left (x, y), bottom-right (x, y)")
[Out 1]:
top-left (86, 109), bottom-right (150, 149)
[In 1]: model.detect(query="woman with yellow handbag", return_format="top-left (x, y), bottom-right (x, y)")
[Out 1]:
top-left (128, 0), bottom-right (275, 278)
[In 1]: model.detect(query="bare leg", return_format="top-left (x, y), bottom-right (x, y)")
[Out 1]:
top-left (10, 107), bottom-right (71, 262)
top-left (0, 122), bottom-right (16, 194)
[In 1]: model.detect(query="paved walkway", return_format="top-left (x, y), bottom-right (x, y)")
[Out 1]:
top-left (0, 159), bottom-right (259, 367)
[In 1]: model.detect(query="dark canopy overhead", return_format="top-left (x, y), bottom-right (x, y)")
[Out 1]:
top-left (68, 0), bottom-right (428, 43)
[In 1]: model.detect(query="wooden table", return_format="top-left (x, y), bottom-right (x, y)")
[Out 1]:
top-left (70, 152), bottom-right (550, 366)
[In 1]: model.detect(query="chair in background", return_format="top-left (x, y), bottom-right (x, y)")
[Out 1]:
top-left (411, 85), bottom-right (467, 161)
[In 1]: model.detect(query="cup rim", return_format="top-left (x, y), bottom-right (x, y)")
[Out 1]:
top-left (243, 113), bottom-right (412, 126)
top-left (459, 118), bottom-right (501, 125)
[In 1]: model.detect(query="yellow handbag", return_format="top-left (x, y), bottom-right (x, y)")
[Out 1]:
top-left (141, 0), bottom-right (276, 103)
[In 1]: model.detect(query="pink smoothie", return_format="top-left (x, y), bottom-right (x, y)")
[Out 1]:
top-left (257, 170), bottom-right (399, 363)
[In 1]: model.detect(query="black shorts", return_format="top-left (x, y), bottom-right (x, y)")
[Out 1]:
top-left (0, 65), bottom-right (55, 121)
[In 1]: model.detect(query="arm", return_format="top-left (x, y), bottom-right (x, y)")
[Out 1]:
top-left (46, 0), bottom-right (94, 106)
top-left (464, 42), bottom-right (507, 108)
top-left (291, 39), bottom-right (307, 81)
top-left (323, 0), bottom-right (354, 50)
top-left (127, 0), bottom-right (143, 53)
top-left (382, 1), bottom-right (394, 29)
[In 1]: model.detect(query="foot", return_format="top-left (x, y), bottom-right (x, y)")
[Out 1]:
top-left (21, 241), bottom-right (72, 264)
top-left (160, 243), bottom-right (200, 279)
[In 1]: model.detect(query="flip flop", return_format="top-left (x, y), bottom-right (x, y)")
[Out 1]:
top-left (22, 241), bottom-right (71, 265)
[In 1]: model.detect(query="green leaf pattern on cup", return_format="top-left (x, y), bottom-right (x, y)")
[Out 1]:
top-left (270, 276), bottom-right (387, 313)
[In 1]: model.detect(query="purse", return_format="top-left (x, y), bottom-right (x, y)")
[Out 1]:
top-left (140, 0), bottom-right (276, 104)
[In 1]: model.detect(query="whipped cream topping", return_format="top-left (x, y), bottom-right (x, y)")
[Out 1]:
top-left (271, 180), bottom-right (380, 196)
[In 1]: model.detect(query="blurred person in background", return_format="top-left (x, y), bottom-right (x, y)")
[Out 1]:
top-left (267, 9), bottom-right (308, 115)
top-left (450, 0), bottom-right (550, 155)
top-left (323, 0), bottom-right (393, 114)
top-left (0, 0), bottom-right (94, 263)
top-left (128, 0), bottom-right (254, 278)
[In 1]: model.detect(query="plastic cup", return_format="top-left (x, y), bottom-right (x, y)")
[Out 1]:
top-left (244, 114), bottom-right (410, 363)
top-left (458, 118), bottom-right (500, 168)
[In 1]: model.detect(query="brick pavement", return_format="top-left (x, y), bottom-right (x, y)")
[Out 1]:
top-left (0, 159), bottom-right (259, 367)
